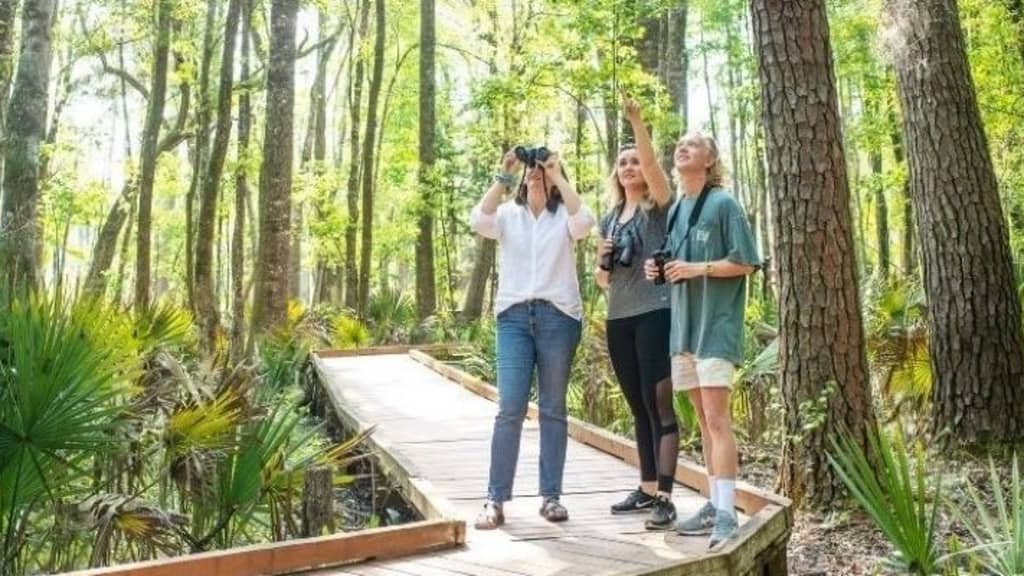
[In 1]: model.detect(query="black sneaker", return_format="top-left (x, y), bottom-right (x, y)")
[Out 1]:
top-left (610, 488), bottom-right (656, 514)
top-left (644, 495), bottom-right (677, 530)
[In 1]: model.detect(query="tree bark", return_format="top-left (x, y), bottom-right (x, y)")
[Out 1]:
top-left (887, 0), bottom-right (1024, 444)
top-left (0, 0), bottom-right (20, 183)
top-left (195, 0), bottom-right (241, 351)
top-left (344, 0), bottom-right (368, 310)
top-left (356, 0), bottom-right (385, 316)
top-left (661, 3), bottom-right (688, 173)
top-left (230, 0), bottom-right (252, 361)
top-left (132, 0), bottom-right (172, 309)
top-left (871, 152), bottom-right (889, 279)
top-left (750, 0), bottom-right (875, 507)
top-left (0, 0), bottom-right (57, 290)
top-left (84, 177), bottom-right (135, 296)
top-left (461, 236), bottom-right (495, 321)
top-left (186, 0), bottom-right (219, 310)
top-left (416, 0), bottom-right (437, 321)
top-left (887, 93), bottom-right (914, 276)
top-left (252, 0), bottom-right (297, 337)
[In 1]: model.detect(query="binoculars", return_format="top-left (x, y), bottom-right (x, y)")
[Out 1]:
top-left (514, 145), bottom-right (551, 168)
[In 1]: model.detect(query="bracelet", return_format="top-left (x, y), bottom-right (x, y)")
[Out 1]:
top-left (494, 172), bottom-right (517, 187)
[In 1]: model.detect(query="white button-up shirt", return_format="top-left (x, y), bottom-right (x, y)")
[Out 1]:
top-left (470, 200), bottom-right (595, 320)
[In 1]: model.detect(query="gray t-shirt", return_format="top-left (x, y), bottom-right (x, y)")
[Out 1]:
top-left (599, 202), bottom-right (671, 320)
top-left (665, 188), bottom-right (761, 364)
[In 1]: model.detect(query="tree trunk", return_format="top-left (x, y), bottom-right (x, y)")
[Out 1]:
top-left (113, 189), bottom-right (135, 305)
top-left (461, 236), bottom-right (495, 321)
top-left (301, 467), bottom-right (334, 537)
top-left (186, 0), bottom-right (219, 311)
top-left (700, 19), bottom-right (717, 142)
top-left (661, 3), bottom-right (688, 173)
top-left (295, 10), bottom-right (335, 306)
top-left (750, 0), bottom-right (875, 507)
top-left (344, 0), bottom-right (368, 310)
top-left (230, 0), bottom-right (252, 361)
top-left (84, 178), bottom-right (135, 296)
top-left (0, 0), bottom-right (57, 290)
top-left (416, 0), bottom-right (437, 321)
top-left (357, 0), bottom-right (385, 316)
top-left (887, 0), bottom-right (1024, 444)
top-left (625, 11), bottom-right (660, 144)
top-left (871, 151), bottom-right (889, 279)
top-left (887, 94), bottom-right (914, 276)
top-left (0, 0), bottom-right (20, 183)
top-left (195, 0), bottom-right (240, 351)
top-left (133, 0), bottom-right (172, 309)
top-left (252, 0), bottom-right (297, 337)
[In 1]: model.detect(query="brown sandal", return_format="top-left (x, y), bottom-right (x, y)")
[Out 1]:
top-left (474, 501), bottom-right (504, 530)
top-left (539, 497), bottom-right (568, 522)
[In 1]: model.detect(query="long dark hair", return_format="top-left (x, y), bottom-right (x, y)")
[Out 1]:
top-left (513, 165), bottom-right (568, 213)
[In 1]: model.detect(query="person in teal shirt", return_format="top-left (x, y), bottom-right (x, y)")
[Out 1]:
top-left (644, 132), bottom-right (761, 548)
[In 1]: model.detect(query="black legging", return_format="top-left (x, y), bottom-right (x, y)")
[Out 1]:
top-left (606, 308), bottom-right (678, 493)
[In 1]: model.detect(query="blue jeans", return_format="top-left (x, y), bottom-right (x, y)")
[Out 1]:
top-left (487, 300), bottom-right (582, 502)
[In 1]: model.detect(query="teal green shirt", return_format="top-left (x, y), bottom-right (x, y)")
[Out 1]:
top-left (666, 188), bottom-right (761, 364)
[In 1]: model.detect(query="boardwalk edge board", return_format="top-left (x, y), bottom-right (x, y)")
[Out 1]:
top-left (62, 519), bottom-right (464, 576)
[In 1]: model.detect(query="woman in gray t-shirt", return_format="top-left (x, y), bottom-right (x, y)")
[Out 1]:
top-left (595, 98), bottom-right (678, 530)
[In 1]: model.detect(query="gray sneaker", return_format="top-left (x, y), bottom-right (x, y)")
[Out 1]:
top-left (674, 501), bottom-right (716, 535)
top-left (708, 510), bottom-right (739, 548)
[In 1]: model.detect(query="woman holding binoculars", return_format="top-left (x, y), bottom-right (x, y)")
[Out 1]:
top-left (596, 98), bottom-right (678, 530)
top-left (469, 145), bottom-right (595, 530)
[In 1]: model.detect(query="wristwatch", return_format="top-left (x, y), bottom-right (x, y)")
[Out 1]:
top-left (704, 262), bottom-right (714, 276)
top-left (494, 173), bottom-right (517, 187)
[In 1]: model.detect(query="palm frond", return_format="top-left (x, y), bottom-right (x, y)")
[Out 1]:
top-left (828, 424), bottom-right (944, 575)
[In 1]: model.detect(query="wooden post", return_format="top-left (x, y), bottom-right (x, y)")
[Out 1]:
top-left (302, 466), bottom-right (334, 537)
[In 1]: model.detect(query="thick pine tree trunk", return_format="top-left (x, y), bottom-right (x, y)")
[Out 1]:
top-left (252, 0), bottom-right (297, 336)
top-left (230, 0), bottom-right (252, 361)
top-left (356, 0), bottom-right (385, 316)
top-left (133, 0), bottom-right (172, 309)
top-left (887, 0), bottom-right (1024, 444)
top-left (415, 0), bottom-right (437, 322)
top-left (751, 0), bottom-right (875, 507)
top-left (344, 0), bottom-right (368, 310)
top-left (1, 0), bottom-right (58, 289)
top-left (195, 0), bottom-right (241, 350)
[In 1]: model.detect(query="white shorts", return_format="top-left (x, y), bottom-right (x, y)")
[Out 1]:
top-left (671, 354), bottom-right (736, 391)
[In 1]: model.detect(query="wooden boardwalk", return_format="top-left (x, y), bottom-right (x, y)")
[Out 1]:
top-left (308, 350), bottom-right (791, 576)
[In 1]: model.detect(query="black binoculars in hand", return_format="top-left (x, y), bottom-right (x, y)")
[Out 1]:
top-left (514, 146), bottom-right (551, 168)
top-left (600, 229), bottom-right (637, 272)
top-left (651, 248), bottom-right (680, 285)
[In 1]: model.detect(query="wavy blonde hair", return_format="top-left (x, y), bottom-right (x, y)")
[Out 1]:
top-left (673, 132), bottom-right (727, 190)
top-left (605, 145), bottom-right (654, 211)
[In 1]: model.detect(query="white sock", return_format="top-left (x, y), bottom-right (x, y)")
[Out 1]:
top-left (708, 476), bottom-right (718, 508)
top-left (716, 478), bottom-right (736, 516)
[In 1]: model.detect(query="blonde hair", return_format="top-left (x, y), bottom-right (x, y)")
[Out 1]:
top-left (673, 132), bottom-right (727, 190)
top-left (605, 145), bottom-right (653, 211)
